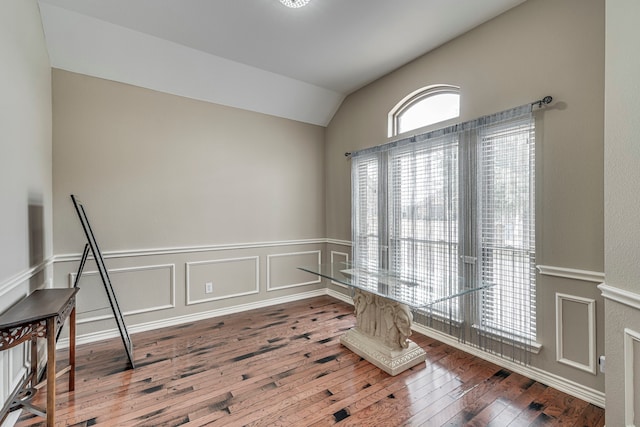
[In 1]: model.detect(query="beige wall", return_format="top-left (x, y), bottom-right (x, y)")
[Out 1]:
top-left (1, 0), bottom-right (613, 415)
top-left (603, 0), bottom-right (640, 424)
top-left (326, 0), bottom-right (605, 398)
top-left (51, 69), bottom-right (330, 339)
top-left (53, 70), bottom-right (326, 253)
top-left (0, 0), bottom-right (52, 412)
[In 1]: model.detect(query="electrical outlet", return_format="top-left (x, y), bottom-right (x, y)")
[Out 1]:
top-left (205, 282), bottom-right (213, 294)
top-left (599, 355), bottom-right (605, 373)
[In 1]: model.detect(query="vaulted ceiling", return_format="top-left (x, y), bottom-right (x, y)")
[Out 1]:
top-left (38, 0), bottom-right (526, 126)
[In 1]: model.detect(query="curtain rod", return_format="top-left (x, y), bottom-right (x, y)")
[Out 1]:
top-left (344, 95), bottom-right (553, 158)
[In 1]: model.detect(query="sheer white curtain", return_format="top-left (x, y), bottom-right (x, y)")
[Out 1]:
top-left (351, 104), bottom-right (536, 362)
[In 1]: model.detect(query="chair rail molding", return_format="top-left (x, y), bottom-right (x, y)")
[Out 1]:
top-left (326, 238), bottom-right (352, 247)
top-left (537, 265), bottom-right (604, 283)
top-left (599, 283), bottom-right (640, 311)
top-left (0, 257), bottom-right (54, 297)
top-left (54, 238), bottom-right (329, 262)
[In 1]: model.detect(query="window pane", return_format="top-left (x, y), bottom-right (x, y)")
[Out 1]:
top-left (478, 118), bottom-right (536, 340)
top-left (397, 93), bottom-right (460, 135)
top-left (388, 135), bottom-right (460, 318)
top-left (352, 154), bottom-right (381, 274)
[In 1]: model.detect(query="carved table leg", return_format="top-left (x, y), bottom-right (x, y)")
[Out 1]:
top-left (340, 289), bottom-right (427, 376)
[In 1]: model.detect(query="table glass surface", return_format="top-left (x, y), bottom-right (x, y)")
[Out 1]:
top-left (298, 262), bottom-right (493, 310)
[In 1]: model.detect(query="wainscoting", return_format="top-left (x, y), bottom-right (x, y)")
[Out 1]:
top-left (15, 296), bottom-right (605, 427)
top-left (1, 243), bottom-right (610, 423)
top-left (327, 263), bottom-right (607, 408)
top-left (0, 259), bottom-right (52, 419)
top-left (599, 283), bottom-right (640, 426)
top-left (51, 239), bottom-right (344, 347)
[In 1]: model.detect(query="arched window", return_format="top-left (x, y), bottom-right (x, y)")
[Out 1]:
top-left (389, 85), bottom-right (460, 137)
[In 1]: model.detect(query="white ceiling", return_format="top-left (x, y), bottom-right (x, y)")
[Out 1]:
top-left (37, 0), bottom-right (526, 126)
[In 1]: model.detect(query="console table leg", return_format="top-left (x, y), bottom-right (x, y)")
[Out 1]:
top-left (30, 338), bottom-right (38, 387)
top-left (69, 307), bottom-right (76, 392)
top-left (46, 317), bottom-right (56, 426)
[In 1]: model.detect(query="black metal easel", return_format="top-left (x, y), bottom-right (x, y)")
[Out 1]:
top-left (71, 194), bottom-right (135, 369)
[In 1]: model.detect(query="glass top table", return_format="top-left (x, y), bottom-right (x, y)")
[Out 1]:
top-left (298, 261), bottom-right (493, 311)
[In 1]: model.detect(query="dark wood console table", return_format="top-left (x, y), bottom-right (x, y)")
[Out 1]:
top-left (0, 288), bottom-right (79, 426)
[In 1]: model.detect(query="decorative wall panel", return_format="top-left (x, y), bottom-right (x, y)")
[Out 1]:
top-left (69, 264), bottom-right (175, 323)
top-left (555, 293), bottom-right (596, 374)
top-left (624, 328), bottom-right (640, 426)
top-left (267, 251), bottom-right (321, 291)
top-left (329, 251), bottom-right (349, 288)
top-left (186, 256), bottom-right (259, 305)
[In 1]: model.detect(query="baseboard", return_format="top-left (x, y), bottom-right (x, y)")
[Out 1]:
top-left (55, 286), bottom-right (604, 410)
top-left (57, 289), bottom-right (327, 348)
top-left (411, 323), bottom-right (605, 408)
top-left (326, 287), bottom-right (352, 304)
top-left (322, 290), bottom-right (605, 408)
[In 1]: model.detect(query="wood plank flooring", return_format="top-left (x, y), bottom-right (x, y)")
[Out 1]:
top-left (14, 296), bottom-right (604, 426)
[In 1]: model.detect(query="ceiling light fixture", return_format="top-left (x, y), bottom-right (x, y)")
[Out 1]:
top-left (279, 0), bottom-right (310, 8)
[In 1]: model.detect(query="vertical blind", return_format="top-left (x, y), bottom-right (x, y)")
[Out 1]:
top-left (351, 104), bottom-right (536, 361)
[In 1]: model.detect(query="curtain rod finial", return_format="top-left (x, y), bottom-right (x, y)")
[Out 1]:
top-left (533, 96), bottom-right (553, 108)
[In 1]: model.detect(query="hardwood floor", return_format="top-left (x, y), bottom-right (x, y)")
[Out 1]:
top-left (14, 296), bottom-right (604, 426)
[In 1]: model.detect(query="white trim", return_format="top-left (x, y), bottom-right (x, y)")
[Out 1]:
top-left (599, 283), bottom-right (640, 311)
top-left (325, 292), bottom-right (603, 408)
top-left (387, 84), bottom-right (461, 138)
top-left (411, 322), bottom-right (605, 408)
top-left (625, 328), bottom-right (640, 427)
top-left (555, 293), bottom-right (597, 374)
top-left (69, 264), bottom-right (176, 324)
top-left (54, 238), bottom-right (327, 263)
top-left (1, 410), bottom-right (21, 427)
top-left (537, 265), bottom-right (604, 283)
top-left (10, 366), bottom-right (27, 401)
top-left (266, 250), bottom-right (322, 291)
top-left (326, 287), bottom-right (353, 305)
top-left (329, 251), bottom-right (349, 288)
top-left (470, 324), bottom-right (542, 355)
top-left (57, 289), bottom-right (327, 348)
top-left (0, 257), bottom-right (54, 298)
top-left (185, 256), bottom-right (260, 305)
top-left (1, 349), bottom-right (28, 427)
top-left (326, 239), bottom-right (352, 247)
top-left (51, 287), bottom-right (606, 410)
top-left (0, 351), bottom-right (5, 403)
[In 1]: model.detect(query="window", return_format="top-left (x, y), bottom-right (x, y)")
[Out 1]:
top-left (388, 134), bottom-right (460, 319)
top-left (352, 104), bottom-right (536, 353)
top-left (389, 85), bottom-right (460, 137)
top-left (477, 119), bottom-right (536, 341)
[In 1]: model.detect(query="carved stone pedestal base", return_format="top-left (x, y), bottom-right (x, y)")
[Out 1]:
top-left (340, 328), bottom-right (427, 376)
